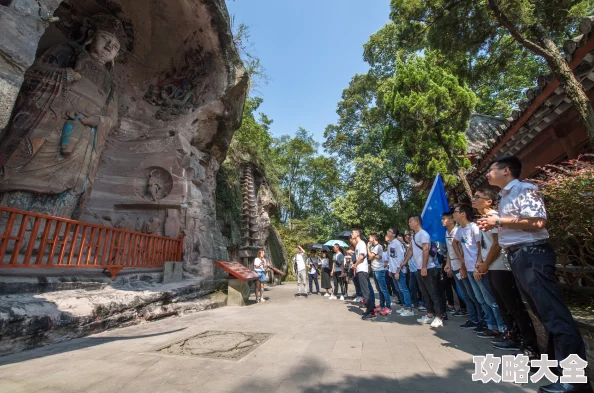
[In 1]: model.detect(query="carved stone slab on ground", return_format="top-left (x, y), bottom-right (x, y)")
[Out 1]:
top-left (156, 330), bottom-right (272, 360)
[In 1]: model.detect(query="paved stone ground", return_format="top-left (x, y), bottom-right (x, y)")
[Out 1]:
top-left (0, 284), bottom-right (544, 393)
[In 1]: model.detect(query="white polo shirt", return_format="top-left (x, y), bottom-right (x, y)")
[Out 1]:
top-left (445, 227), bottom-right (461, 271)
top-left (294, 253), bottom-right (306, 271)
top-left (355, 240), bottom-right (369, 273)
top-left (498, 179), bottom-right (549, 247)
top-left (388, 238), bottom-right (406, 274)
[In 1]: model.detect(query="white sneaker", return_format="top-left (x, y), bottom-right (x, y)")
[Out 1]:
top-left (340, 296), bottom-right (345, 301)
top-left (400, 310), bottom-right (415, 317)
top-left (430, 317), bottom-right (443, 328)
top-left (329, 295), bottom-right (337, 300)
top-left (324, 293), bottom-right (330, 297)
top-left (417, 315), bottom-right (434, 324)
top-left (395, 308), bottom-right (405, 314)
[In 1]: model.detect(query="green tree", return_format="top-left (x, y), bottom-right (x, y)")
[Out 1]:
top-left (273, 128), bottom-right (317, 229)
top-left (388, 0), bottom-right (594, 143)
top-left (363, 22), bottom-right (546, 117)
top-left (378, 53), bottom-right (478, 195)
top-left (324, 73), bottom-right (411, 208)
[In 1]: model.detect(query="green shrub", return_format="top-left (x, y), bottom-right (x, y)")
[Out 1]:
top-left (532, 155), bottom-right (594, 286)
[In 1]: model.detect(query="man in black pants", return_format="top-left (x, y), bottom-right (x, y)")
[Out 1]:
top-left (479, 155), bottom-right (591, 393)
top-left (473, 187), bottom-right (538, 354)
top-left (350, 229), bottom-right (376, 320)
top-left (402, 216), bottom-right (444, 328)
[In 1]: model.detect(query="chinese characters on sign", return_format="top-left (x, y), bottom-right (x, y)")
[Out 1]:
top-left (473, 354), bottom-right (588, 384)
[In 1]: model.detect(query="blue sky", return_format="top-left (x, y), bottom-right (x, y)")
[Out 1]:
top-left (226, 0), bottom-right (391, 147)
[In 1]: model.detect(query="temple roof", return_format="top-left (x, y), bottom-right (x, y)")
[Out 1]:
top-left (461, 16), bottom-right (594, 196)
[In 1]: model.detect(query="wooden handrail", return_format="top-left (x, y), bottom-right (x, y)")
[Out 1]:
top-left (0, 206), bottom-right (183, 279)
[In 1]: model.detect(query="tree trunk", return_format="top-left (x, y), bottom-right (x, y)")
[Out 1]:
top-left (433, 128), bottom-right (473, 198)
top-left (457, 168), bottom-right (473, 200)
top-left (288, 181), bottom-right (293, 231)
top-left (486, 0), bottom-right (594, 146)
top-left (395, 183), bottom-right (404, 208)
top-left (538, 31), bottom-right (594, 147)
top-left (386, 173), bottom-right (405, 209)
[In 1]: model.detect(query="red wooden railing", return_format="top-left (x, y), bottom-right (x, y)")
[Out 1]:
top-left (0, 206), bottom-right (183, 279)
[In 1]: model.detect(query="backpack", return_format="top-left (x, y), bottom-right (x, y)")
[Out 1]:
top-left (413, 234), bottom-right (438, 258)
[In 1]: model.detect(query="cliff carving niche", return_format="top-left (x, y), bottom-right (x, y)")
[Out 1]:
top-left (0, 0), bottom-right (248, 277)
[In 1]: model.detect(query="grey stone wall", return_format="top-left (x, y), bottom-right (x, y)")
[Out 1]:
top-left (0, 0), bottom-right (248, 280)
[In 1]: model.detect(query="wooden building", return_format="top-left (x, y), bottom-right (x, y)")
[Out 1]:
top-left (461, 25), bottom-right (594, 197)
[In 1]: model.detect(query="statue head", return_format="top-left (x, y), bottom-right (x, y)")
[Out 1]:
top-left (89, 30), bottom-right (120, 65)
top-left (84, 14), bottom-right (128, 66)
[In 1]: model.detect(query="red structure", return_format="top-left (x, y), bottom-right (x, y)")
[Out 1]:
top-left (0, 206), bottom-right (183, 279)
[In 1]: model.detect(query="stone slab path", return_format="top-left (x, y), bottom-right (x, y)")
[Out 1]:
top-left (0, 284), bottom-right (543, 393)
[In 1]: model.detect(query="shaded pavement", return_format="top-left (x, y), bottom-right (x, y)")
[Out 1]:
top-left (0, 284), bottom-right (544, 392)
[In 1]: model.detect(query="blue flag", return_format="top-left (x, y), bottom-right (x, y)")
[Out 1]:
top-left (421, 174), bottom-right (450, 244)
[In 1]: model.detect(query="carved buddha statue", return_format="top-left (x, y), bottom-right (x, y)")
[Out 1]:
top-left (0, 14), bottom-right (127, 218)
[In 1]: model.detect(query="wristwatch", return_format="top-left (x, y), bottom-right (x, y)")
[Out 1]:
top-left (495, 218), bottom-right (501, 227)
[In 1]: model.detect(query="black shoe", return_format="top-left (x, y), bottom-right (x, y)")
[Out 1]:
top-left (441, 313), bottom-right (449, 320)
top-left (492, 338), bottom-right (521, 351)
top-left (513, 346), bottom-right (540, 360)
top-left (362, 313), bottom-right (377, 320)
top-left (538, 382), bottom-right (594, 393)
top-left (490, 333), bottom-right (506, 344)
top-left (453, 309), bottom-right (468, 317)
top-left (472, 324), bottom-right (486, 333)
top-left (446, 307), bottom-right (456, 314)
top-left (459, 320), bottom-right (478, 329)
top-left (477, 329), bottom-right (499, 339)
top-left (303, 294), bottom-right (308, 298)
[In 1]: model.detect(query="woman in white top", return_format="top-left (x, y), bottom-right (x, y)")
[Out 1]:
top-left (254, 249), bottom-right (268, 303)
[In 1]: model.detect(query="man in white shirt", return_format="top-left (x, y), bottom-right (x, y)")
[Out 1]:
top-left (294, 246), bottom-right (307, 297)
top-left (368, 233), bottom-right (391, 315)
top-left (442, 211), bottom-right (474, 322)
top-left (453, 203), bottom-right (503, 336)
top-left (306, 250), bottom-right (320, 295)
top-left (350, 229), bottom-right (376, 320)
top-left (453, 203), bottom-right (507, 339)
top-left (386, 227), bottom-right (414, 316)
top-left (473, 187), bottom-right (537, 353)
top-left (478, 155), bottom-right (588, 393)
top-left (402, 216), bottom-right (444, 327)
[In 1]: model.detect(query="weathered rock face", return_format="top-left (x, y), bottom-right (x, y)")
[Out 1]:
top-left (0, 0), bottom-right (248, 276)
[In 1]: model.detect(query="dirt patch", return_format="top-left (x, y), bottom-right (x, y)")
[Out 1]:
top-left (156, 330), bottom-right (272, 360)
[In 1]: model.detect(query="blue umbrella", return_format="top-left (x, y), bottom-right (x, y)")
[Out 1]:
top-left (324, 240), bottom-right (348, 248)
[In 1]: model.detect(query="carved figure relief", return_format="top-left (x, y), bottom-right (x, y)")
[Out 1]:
top-left (143, 47), bottom-right (213, 121)
top-left (133, 166), bottom-right (173, 201)
top-left (0, 14), bottom-right (131, 218)
top-left (142, 217), bottom-right (162, 235)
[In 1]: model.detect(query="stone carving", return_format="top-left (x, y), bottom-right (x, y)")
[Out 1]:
top-left (164, 209), bottom-right (181, 238)
top-left (143, 47), bottom-right (213, 121)
top-left (115, 217), bottom-right (135, 231)
top-left (148, 169), bottom-right (162, 201)
top-left (0, 14), bottom-right (128, 218)
top-left (142, 217), bottom-right (162, 235)
top-left (133, 166), bottom-right (173, 201)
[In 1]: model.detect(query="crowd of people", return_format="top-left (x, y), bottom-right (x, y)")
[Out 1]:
top-left (287, 155), bottom-right (589, 393)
